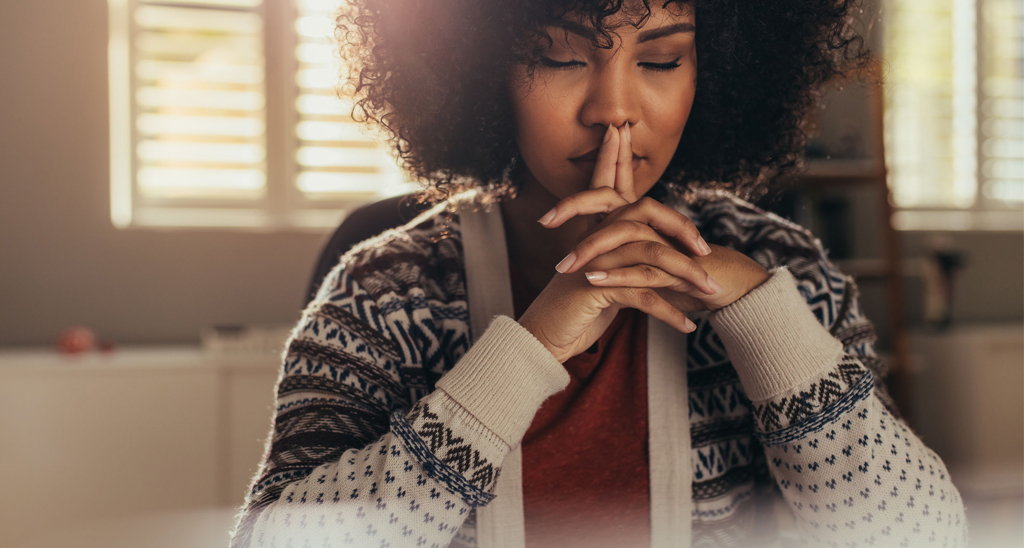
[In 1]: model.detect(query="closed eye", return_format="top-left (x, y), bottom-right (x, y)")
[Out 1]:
top-left (634, 58), bottom-right (684, 71)
top-left (539, 56), bottom-right (584, 70)
top-left (540, 55), bottom-right (684, 71)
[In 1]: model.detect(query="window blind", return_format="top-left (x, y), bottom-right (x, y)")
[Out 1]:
top-left (109, 0), bottom-right (416, 230)
top-left (980, 0), bottom-right (1023, 203)
top-left (132, 0), bottom-right (267, 201)
top-left (292, 0), bottom-right (412, 201)
top-left (885, 0), bottom-right (1023, 227)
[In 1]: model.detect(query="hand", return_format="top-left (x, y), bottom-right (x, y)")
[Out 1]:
top-left (541, 193), bottom-right (771, 313)
top-left (517, 123), bottom-right (707, 363)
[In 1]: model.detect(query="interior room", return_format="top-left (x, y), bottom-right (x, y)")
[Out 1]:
top-left (1, 0), bottom-right (1021, 547)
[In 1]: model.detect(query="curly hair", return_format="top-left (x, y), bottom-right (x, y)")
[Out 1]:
top-left (335, 0), bottom-right (874, 204)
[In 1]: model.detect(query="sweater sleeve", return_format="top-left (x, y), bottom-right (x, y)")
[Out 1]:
top-left (229, 265), bottom-right (568, 548)
top-left (709, 267), bottom-right (968, 547)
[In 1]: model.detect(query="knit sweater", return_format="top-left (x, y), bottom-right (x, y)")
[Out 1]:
top-left (228, 189), bottom-right (968, 548)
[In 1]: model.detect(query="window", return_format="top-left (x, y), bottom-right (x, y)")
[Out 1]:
top-left (107, 0), bottom-right (416, 230)
top-left (885, 0), bottom-right (1023, 230)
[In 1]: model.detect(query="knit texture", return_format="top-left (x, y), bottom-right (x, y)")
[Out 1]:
top-left (710, 267), bottom-right (845, 402)
top-left (228, 190), bottom-right (968, 548)
top-left (436, 315), bottom-right (569, 448)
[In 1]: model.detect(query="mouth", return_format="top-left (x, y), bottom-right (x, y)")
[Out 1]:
top-left (569, 148), bottom-right (645, 171)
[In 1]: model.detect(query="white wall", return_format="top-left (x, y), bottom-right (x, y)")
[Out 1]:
top-left (0, 0), bottom-right (326, 348)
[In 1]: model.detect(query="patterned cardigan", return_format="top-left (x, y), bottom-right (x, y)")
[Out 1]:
top-left (229, 191), bottom-right (967, 548)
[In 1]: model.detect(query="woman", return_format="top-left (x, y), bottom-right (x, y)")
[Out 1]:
top-left (230, 1), bottom-right (967, 547)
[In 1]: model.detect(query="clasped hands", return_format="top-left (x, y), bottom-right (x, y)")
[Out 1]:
top-left (518, 123), bottom-right (770, 363)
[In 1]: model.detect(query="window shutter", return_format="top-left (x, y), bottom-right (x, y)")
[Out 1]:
top-left (979, 0), bottom-right (1023, 204)
top-left (110, 0), bottom-right (270, 227)
top-left (291, 0), bottom-right (415, 204)
top-left (885, 0), bottom-right (1023, 230)
top-left (885, 0), bottom-right (978, 209)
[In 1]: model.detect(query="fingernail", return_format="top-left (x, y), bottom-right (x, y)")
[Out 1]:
top-left (625, 122), bottom-right (631, 143)
top-left (684, 317), bottom-right (696, 332)
top-left (555, 252), bottom-right (577, 273)
top-left (585, 271), bottom-right (607, 282)
top-left (538, 208), bottom-right (556, 226)
top-left (697, 236), bottom-right (712, 256)
top-left (706, 275), bottom-right (723, 294)
top-left (604, 124), bottom-right (614, 143)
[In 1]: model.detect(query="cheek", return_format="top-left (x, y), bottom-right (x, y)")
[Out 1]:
top-left (646, 76), bottom-right (696, 158)
top-left (513, 88), bottom-right (573, 151)
top-left (510, 81), bottom-right (580, 189)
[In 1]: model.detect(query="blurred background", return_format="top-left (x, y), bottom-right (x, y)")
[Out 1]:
top-left (0, 0), bottom-right (1021, 547)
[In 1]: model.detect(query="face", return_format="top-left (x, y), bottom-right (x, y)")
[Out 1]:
top-left (509, 2), bottom-right (697, 200)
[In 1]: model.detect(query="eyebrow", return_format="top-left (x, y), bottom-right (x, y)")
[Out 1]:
top-left (550, 20), bottom-right (695, 44)
top-left (637, 22), bottom-right (696, 43)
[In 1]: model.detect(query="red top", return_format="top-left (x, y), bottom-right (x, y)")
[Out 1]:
top-left (510, 263), bottom-right (651, 548)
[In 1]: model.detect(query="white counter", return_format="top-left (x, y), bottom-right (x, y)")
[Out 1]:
top-left (0, 347), bottom-right (281, 547)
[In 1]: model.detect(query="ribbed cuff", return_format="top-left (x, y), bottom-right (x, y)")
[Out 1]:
top-left (709, 267), bottom-right (844, 402)
top-left (435, 315), bottom-right (570, 448)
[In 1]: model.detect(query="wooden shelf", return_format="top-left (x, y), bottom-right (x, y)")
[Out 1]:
top-left (801, 158), bottom-right (886, 185)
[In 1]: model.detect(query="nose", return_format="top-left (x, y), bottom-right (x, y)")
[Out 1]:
top-left (578, 57), bottom-right (641, 132)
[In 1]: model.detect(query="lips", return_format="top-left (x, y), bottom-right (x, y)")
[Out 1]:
top-left (569, 148), bottom-right (601, 163)
top-left (569, 148), bottom-right (644, 163)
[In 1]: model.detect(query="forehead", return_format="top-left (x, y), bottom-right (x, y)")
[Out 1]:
top-left (546, 1), bottom-right (694, 44)
top-left (561, 1), bottom-right (693, 29)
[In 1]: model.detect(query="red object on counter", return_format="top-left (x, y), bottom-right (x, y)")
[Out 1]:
top-left (56, 327), bottom-right (97, 355)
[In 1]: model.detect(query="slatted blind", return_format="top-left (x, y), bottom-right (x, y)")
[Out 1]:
top-left (132, 0), bottom-right (267, 201)
top-left (980, 0), bottom-right (1023, 203)
top-left (885, 0), bottom-right (1023, 215)
top-left (292, 0), bottom-right (413, 201)
top-left (110, 0), bottom-right (415, 229)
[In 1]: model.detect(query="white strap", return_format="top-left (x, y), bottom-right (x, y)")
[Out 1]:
top-left (459, 199), bottom-right (692, 548)
top-left (458, 202), bottom-right (526, 548)
top-left (647, 316), bottom-right (692, 547)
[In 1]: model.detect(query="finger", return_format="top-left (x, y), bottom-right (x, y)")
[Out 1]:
top-left (615, 123), bottom-right (638, 203)
top-left (601, 287), bottom-right (696, 333)
top-left (590, 124), bottom-right (619, 191)
top-left (568, 239), bottom-right (720, 295)
top-left (569, 219), bottom-right (666, 264)
top-left (537, 186), bottom-right (629, 228)
top-left (597, 196), bottom-right (711, 258)
top-left (584, 264), bottom-right (706, 297)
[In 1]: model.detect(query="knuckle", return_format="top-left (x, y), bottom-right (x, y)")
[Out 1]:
top-left (672, 279), bottom-right (694, 292)
top-left (637, 264), bottom-right (660, 283)
top-left (635, 288), bottom-right (660, 308)
top-left (639, 196), bottom-right (658, 209)
top-left (614, 219), bottom-right (641, 235)
top-left (642, 240), bottom-right (664, 262)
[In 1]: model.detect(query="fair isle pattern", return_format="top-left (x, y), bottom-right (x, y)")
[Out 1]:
top-left (403, 399), bottom-right (504, 497)
top-left (231, 218), bottom-right (480, 548)
top-left (681, 192), bottom-right (965, 547)
top-left (765, 389), bottom-right (966, 546)
top-left (751, 356), bottom-right (869, 433)
top-left (251, 423), bottom-right (482, 548)
top-left (230, 193), bottom-right (967, 548)
top-left (390, 409), bottom-right (497, 507)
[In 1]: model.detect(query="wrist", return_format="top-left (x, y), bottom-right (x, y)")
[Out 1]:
top-left (708, 267), bottom-right (843, 401)
top-left (517, 314), bottom-right (565, 363)
top-left (707, 262), bottom-right (771, 311)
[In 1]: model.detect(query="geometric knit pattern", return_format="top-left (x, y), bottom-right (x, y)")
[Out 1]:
top-left (751, 356), bottom-right (869, 433)
top-left (403, 399), bottom-right (504, 498)
top-left (684, 190), bottom-right (967, 548)
top-left (763, 382), bottom-right (966, 547)
top-left (229, 189), bottom-right (967, 548)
